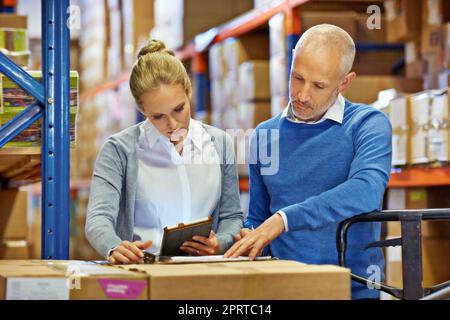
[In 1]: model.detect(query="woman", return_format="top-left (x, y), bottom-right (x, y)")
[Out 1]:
top-left (85, 40), bottom-right (243, 264)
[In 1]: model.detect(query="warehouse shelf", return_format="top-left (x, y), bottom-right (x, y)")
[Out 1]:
top-left (0, 0), bottom-right (71, 259)
top-left (79, 72), bottom-right (129, 103)
top-left (239, 166), bottom-right (450, 193)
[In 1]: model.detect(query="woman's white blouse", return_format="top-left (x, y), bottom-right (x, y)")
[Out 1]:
top-left (134, 118), bottom-right (222, 254)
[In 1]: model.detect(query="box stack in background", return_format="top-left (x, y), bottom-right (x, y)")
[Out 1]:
top-left (0, 14), bottom-right (29, 68)
top-left (121, 0), bottom-right (155, 70)
top-left (208, 32), bottom-right (270, 129)
top-left (151, 0), bottom-right (254, 50)
top-left (384, 187), bottom-right (450, 295)
top-left (421, 0), bottom-right (450, 90)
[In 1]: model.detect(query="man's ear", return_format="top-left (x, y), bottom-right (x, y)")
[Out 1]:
top-left (338, 72), bottom-right (356, 93)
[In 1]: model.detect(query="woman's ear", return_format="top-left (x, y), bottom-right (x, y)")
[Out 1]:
top-left (338, 72), bottom-right (356, 93)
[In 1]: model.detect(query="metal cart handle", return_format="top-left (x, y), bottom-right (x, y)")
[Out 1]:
top-left (336, 209), bottom-right (450, 300)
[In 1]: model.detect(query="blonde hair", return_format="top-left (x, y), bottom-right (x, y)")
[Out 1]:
top-left (130, 39), bottom-right (192, 112)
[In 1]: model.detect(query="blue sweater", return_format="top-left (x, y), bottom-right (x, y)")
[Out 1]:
top-left (246, 100), bottom-right (392, 300)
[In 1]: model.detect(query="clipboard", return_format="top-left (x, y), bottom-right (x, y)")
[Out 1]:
top-left (159, 216), bottom-right (213, 256)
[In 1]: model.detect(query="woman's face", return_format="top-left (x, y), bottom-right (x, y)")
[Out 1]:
top-left (140, 84), bottom-right (191, 142)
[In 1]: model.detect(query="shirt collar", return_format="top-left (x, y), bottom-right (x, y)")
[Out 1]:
top-left (142, 118), bottom-right (202, 150)
top-left (281, 94), bottom-right (345, 125)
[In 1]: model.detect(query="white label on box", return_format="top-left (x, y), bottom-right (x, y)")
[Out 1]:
top-left (405, 42), bottom-right (417, 64)
top-left (6, 278), bottom-right (69, 300)
top-left (384, 0), bottom-right (396, 21)
top-left (427, 0), bottom-right (441, 25)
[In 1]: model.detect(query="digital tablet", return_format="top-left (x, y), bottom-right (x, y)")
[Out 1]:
top-left (159, 216), bottom-right (213, 256)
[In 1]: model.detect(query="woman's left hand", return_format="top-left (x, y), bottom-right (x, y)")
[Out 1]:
top-left (180, 230), bottom-right (220, 255)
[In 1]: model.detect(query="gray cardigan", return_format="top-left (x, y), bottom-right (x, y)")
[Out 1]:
top-left (85, 122), bottom-right (244, 258)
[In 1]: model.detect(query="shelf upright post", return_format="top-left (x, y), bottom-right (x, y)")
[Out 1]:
top-left (193, 52), bottom-right (209, 121)
top-left (41, 0), bottom-right (71, 259)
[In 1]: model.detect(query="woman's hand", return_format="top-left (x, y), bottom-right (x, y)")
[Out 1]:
top-left (180, 231), bottom-right (220, 256)
top-left (108, 240), bottom-right (152, 264)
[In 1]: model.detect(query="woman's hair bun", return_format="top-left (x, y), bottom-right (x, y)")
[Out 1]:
top-left (137, 39), bottom-right (175, 59)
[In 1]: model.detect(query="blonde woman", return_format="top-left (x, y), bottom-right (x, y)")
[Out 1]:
top-left (85, 40), bottom-right (243, 264)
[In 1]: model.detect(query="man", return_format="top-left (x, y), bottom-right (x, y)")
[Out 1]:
top-left (225, 24), bottom-right (392, 300)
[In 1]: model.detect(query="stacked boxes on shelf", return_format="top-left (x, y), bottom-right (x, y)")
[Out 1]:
top-left (208, 32), bottom-right (270, 129)
top-left (0, 14), bottom-right (29, 68)
top-left (0, 71), bottom-right (79, 148)
top-left (381, 88), bottom-right (449, 167)
top-left (421, 0), bottom-right (450, 90)
top-left (151, 0), bottom-right (254, 50)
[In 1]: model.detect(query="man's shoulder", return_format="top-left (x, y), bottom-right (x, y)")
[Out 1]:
top-left (344, 100), bottom-right (390, 126)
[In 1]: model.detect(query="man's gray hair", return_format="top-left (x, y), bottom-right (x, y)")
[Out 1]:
top-left (295, 24), bottom-right (356, 76)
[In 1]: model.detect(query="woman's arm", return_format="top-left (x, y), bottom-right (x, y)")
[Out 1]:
top-left (215, 132), bottom-right (244, 253)
top-left (85, 139), bottom-right (124, 258)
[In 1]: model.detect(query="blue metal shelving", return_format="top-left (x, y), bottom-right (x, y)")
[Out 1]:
top-left (0, 0), bottom-right (71, 259)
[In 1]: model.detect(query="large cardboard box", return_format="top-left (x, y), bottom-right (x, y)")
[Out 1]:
top-left (343, 76), bottom-right (423, 104)
top-left (422, 0), bottom-right (450, 26)
top-left (0, 190), bottom-right (28, 239)
top-left (119, 260), bottom-right (351, 300)
top-left (428, 89), bottom-right (449, 162)
top-left (353, 50), bottom-right (404, 75)
top-left (388, 95), bottom-right (410, 166)
top-left (409, 92), bottom-right (430, 164)
top-left (0, 261), bottom-right (148, 300)
top-left (238, 61), bottom-right (270, 102)
top-left (384, 0), bottom-right (421, 43)
top-left (223, 32), bottom-right (270, 72)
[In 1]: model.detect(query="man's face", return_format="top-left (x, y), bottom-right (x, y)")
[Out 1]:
top-left (289, 46), bottom-right (343, 122)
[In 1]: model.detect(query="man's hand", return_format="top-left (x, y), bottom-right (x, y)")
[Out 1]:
top-left (224, 214), bottom-right (285, 260)
top-left (108, 240), bottom-right (152, 264)
top-left (180, 230), bottom-right (220, 256)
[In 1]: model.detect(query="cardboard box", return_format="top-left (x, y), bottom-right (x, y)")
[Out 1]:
top-left (238, 61), bottom-right (270, 102)
top-left (0, 261), bottom-right (148, 300)
top-left (0, 241), bottom-right (29, 260)
top-left (118, 260), bottom-right (351, 300)
top-left (237, 101), bottom-right (271, 129)
top-left (0, 190), bottom-right (28, 239)
top-left (388, 95), bottom-right (410, 166)
top-left (405, 41), bottom-right (424, 79)
top-left (343, 76), bottom-right (423, 104)
top-left (384, 0), bottom-right (421, 43)
top-left (409, 92), bottom-right (430, 164)
top-left (121, 0), bottom-right (154, 69)
top-left (444, 23), bottom-right (450, 68)
top-left (422, 0), bottom-right (450, 26)
top-left (269, 52), bottom-right (288, 96)
top-left (353, 50), bottom-right (404, 75)
top-left (209, 42), bottom-right (225, 80)
top-left (0, 14), bottom-right (27, 29)
top-left (428, 89), bottom-right (449, 162)
top-left (223, 32), bottom-right (270, 72)
top-left (300, 11), bottom-right (357, 40)
top-left (421, 24), bottom-right (443, 56)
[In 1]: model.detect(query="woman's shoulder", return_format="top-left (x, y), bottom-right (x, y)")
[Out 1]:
top-left (198, 121), bottom-right (231, 142)
top-left (102, 122), bottom-right (142, 155)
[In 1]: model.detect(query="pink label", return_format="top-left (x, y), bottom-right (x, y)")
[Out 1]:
top-left (98, 279), bottom-right (147, 300)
